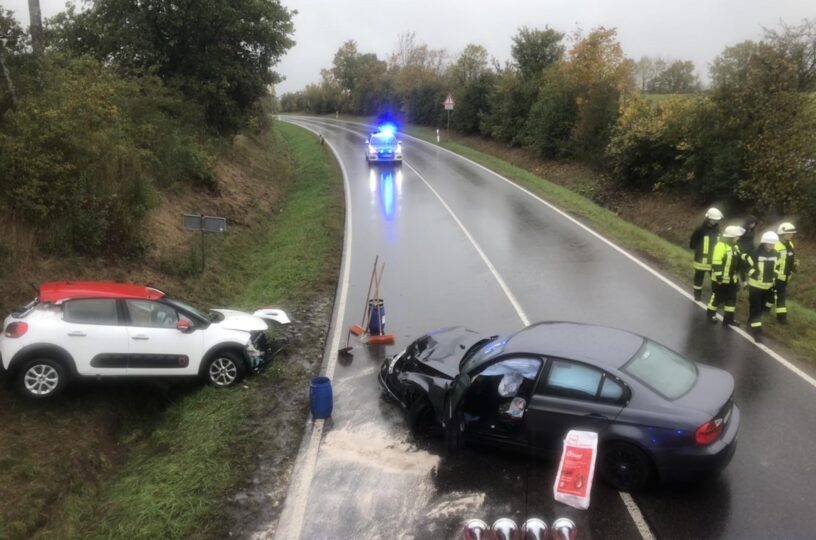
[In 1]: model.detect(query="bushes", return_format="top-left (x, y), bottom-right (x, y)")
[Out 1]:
top-left (0, 56), bottom-right (216, 256)
top-left (605, 42), bottom-right (816, 225)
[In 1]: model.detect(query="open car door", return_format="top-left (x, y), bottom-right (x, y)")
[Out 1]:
top-left (443, 372), bottom-right (471, 453)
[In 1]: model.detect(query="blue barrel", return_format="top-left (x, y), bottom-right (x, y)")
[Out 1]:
top-left (368, 299), bottom-right (385, 335)
top-left (309, 376), bottom-right (333, 419)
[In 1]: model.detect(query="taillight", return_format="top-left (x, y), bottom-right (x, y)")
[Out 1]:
top-left (695, 418), bottom-right (724, 445)
top-left (5, 321), bottom-right (28, 338)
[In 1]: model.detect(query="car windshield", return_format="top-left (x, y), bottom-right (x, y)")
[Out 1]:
top-left (164, 298), bottom-right (218, 322)
top-left (371, 134), bottom-right (396, 146)
top-left (460, 335), bottom-right (508, 373)
top-left (624, 340), bottom-right (698, 399)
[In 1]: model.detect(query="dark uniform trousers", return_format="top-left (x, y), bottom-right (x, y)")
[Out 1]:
top-left (749, 286), bottom-right (775, 332)
top-left (775, 279), bottom-right (788, 322)
top-left (707, 282), bottom-right (738, 324)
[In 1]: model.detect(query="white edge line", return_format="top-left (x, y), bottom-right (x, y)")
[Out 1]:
top-left (273, 118), bottom-right (353, 540)
top-left (620, 492), bottom-right (657, 540)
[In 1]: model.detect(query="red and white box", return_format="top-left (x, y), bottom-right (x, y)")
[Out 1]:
top-left (553, 430), bottom-right (598, 510)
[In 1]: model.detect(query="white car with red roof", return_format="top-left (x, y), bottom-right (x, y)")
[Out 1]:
top-left (0, 282), bottom-right (290, 399)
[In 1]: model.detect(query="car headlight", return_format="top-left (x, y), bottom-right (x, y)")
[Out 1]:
top-left (396, 144), bottom-right (402, 153)
top-left (368, 145), bottom-right (376, 154)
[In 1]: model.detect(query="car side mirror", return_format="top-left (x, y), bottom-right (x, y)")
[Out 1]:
top-left (176, 320), bottom-right (193, 333)
top-left (364, 138), bottom-right (369, 144)
top-left (398, 140), bottom-right (403, 144)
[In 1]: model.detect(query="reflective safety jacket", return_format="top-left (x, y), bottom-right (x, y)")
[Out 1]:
top-left (774, 240), bottom-right (797, 282)
top-left (690, 222), bottom-right (720, 270)
top-left (711, 240), bottom-right (741, 284)
top-left (743, 248), bottom-right (778, 290)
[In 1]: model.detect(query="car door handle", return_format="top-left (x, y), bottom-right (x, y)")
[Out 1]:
top-left (131, 335), bottom-right (150, 341)
top-left (585, 413), bottom-right (608, 420)
top-left (67, 331), bottom-right (86, 337)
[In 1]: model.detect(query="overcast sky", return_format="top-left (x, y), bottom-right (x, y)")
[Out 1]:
top-left (4, 0), bottom-right (814, 93)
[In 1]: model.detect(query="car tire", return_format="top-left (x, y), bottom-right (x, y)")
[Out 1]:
top-left (408, 396), bottom-right (435, 437)
top-left (204, 351), bottom-right (246, 388)
top-left (600, 442), bottom-right (653, 492)
top-left (17, 357), bottom-right (67, 399)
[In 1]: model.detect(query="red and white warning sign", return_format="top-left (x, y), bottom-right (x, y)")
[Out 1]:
top-left (553, 430), bottom-right (598, 510)
top-left (443, 93), bottom-right (455, 110)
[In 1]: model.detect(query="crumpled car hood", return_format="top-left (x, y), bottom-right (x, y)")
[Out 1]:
top-left (211, 309), bottom-right (269, 332)
top-left (409, 326), bottom-right (482, 379)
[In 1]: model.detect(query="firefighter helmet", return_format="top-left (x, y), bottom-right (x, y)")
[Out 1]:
top-left (705, 207), bottom-right (723, 221)
top-left (760, 231), bottom-right (780, 245)
top-left (722, 226), bottom-right (746, 238)
top-left (777, 222), bottom-right (797, 235)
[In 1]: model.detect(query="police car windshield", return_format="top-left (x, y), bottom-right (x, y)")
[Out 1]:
top-left (371, 134), bottom-right (396, 146)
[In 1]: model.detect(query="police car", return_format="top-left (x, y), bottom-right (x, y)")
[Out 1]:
top-left (365, 124), bottom-right (403, 164)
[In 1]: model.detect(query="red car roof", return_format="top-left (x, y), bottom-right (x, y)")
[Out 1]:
top-left (39, 282), bottom-right (165, 302)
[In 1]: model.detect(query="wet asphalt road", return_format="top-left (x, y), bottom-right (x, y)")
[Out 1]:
top-left (275, 117), bottom-right (816, 540)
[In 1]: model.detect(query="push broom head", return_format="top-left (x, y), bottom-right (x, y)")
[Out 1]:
top-left (367, 334), bottom-right (395, 345)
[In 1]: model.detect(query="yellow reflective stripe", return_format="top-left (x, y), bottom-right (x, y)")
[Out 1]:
top-left (693, 262), bottom-right (712, 270)
top-left (751, 322), bottom-right (762, 328)
top-left (724, 306), bottom-right (736, 313)
top-left (776, 307), bottom-right (788, 314)
top-left (702, 236), bottom-right (710, 264)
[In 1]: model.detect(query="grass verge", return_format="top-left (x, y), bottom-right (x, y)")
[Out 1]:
top-left (406, 125), bottom-right (816, 366)
top-left (0, 121), bottom-right (343, 540)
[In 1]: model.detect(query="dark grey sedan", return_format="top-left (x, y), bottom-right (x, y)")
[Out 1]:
top-left (379, 322), bottom-right (739, 491)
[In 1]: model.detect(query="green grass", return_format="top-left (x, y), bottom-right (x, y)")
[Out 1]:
top-left (406, 125), bottom-right (816, 364)
top-left (14, 122), bottom-right (344, 540)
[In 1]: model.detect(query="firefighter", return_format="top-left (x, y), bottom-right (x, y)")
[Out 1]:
top-left (738, 215), bottom-right (758, 255)
top-left (689, 207), bottom-right (723, 300)
top-left (707, 225), bottom-right (745, 326)
top-left (774, 222), bottom-right (799, 324)
top-left (743, 231), bottom-right (779, 342)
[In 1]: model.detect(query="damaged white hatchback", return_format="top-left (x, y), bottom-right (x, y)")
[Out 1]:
top-left (0, 282), bottom-right (290, 399)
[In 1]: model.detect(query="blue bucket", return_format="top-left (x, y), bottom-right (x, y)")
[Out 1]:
top-left (368, 299), bottom-right (385, 335)
top-left (309, 376), bottom-right (333, 419)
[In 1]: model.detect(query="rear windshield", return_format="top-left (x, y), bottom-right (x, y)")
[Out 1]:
top-left (624, 340), bottom-right (697, 399)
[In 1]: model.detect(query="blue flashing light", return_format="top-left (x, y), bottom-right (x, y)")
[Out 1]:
top-left (378, 123), bottom-right (397, 136)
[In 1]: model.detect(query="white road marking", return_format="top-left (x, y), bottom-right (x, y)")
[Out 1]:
top-left (620, 492), bottom-right (656, 540)
top-left (274, 118), bottom-right (354, 540)
top-left (403, 161), bottom-right (531, 326)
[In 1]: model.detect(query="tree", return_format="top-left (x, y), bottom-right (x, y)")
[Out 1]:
top-left (389, 32), bottom-right (447, 124)
top-left (510, 26), bottom-right (565, 80)
top-left (633, 56), bottom-right (658, 91)
top-left (449, 44), bottom-right (490, 86)
top-left (49, 0), bottom-right (295, 134)
top-left (0, 9), bottom-right (26, 111)
top-left (649, 60), bottom-right (700, 93)
top-left (562, 27), bottom-right (635, 158)
top-left (764, 18), bottom-right (816, 91)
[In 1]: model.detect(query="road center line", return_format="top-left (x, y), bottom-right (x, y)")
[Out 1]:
top-left (274, 118), bottom-right (353, 540)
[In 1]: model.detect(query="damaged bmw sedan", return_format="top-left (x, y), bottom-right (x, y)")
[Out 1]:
top-left (379, 322), bottom-right (739, 491)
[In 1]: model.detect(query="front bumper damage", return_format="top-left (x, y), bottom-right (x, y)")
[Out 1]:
top-left (246, 309), bottom-right (291, 373)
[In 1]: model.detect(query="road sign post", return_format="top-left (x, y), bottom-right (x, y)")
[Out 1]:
top-left (183, 214), bottom-right (227, 270)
